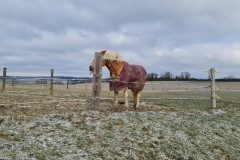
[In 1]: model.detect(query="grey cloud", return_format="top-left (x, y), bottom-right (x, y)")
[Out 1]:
top-left (0, 19), bottom-right (40, 41)
top-left (0, 0), bottom-right (240, 78)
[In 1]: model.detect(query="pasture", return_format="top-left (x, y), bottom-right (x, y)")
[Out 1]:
top-left (0, 81), bottom-right (240, 159)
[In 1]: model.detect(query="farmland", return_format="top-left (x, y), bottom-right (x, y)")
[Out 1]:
top-left (0, 81), bottom-right (240, 159)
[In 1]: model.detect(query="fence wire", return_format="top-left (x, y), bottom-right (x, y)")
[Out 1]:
top-left (1, 66), bottom-right (240, 109)
top-left (2, 77), bottom-right (240, 108)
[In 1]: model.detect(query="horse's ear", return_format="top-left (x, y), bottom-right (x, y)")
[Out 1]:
top-left (101, 50), bottom-right (107, 55)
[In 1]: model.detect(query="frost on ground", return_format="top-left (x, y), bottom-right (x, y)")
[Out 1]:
top-left (0, 110), bottom-right (240, 160)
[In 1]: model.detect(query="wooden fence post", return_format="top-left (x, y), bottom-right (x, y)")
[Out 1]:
top-left (210, 68), bottom-right (216, 109)
top-left (91, 52), bottom-right (103, 109)
top-left (50, 69), bottom-right (54, 95)
top-left (67, 80), bottom-right (69, 89)
top-left (1, 67), bottom-right (7, 91)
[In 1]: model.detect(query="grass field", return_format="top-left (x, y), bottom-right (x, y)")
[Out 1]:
top-left (0, 81), bottom-right (240, 159)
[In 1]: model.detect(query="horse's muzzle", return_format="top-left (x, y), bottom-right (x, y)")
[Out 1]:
top-left (89, 65), bottom-right (94, 72)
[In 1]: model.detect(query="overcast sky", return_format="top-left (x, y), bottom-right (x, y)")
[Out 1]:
top-left (1, 0), bottom-right (240, 78)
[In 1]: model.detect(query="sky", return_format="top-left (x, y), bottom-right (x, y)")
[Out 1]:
top-left (1, 0), bottom-right (240, 78)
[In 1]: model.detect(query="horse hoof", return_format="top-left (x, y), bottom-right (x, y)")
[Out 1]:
top-left (134, 107), bottom-right (139, 110)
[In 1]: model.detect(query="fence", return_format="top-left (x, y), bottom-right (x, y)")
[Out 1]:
top-left (1, 61), bottom-right (239, 110)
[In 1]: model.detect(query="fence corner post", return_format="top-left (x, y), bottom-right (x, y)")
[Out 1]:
top-left (91, 52), bottom-right (103, 109)
top-left (1, 67), bottom-right (7, 91)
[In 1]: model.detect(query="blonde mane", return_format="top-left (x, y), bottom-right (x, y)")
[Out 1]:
top-left (100, 50), bottom-right (123, 61)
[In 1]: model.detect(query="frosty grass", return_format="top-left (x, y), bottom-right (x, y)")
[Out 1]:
top-left (0, 109), bottom-right (240, 160)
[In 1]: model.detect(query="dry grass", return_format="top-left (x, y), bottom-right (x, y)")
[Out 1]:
top-left (0, 82), bottom-right (240, 159)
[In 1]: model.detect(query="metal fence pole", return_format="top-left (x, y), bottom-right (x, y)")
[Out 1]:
top-left (91, 52), bottom-right (103, 109)
top-left (1, 67), bottom-right (7, 91)
top-left (210, 68), bottom-right (216, 109)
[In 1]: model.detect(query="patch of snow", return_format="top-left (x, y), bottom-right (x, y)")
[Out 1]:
top-left (212, 109), bottom-right (226, 115)
top-left (17, 105), bottom-right (32, 108)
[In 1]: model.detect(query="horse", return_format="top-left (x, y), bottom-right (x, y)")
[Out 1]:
top-left (89, 50), bottom-right (147, 110)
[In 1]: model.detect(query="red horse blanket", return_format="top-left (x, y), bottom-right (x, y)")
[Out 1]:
top-left (110, 61), bottom-right (147, 92)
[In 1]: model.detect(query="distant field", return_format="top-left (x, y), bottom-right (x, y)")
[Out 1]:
top-left (0, 81), bottom-right (240, 159)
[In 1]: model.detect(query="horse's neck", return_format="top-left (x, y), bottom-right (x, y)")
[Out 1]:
top-left (104, 60), bottom-right (124, 78)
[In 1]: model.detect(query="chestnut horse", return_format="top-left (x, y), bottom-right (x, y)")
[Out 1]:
top-left (89, 50), bottom-right (147, 110)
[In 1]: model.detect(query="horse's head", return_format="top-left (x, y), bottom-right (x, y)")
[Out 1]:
top-left (89, 50), bottom-right (123, 74)
top-left (89, 50), bottom-right (107, 73)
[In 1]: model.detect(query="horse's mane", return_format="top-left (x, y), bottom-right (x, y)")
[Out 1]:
top-left (100, 50), bottom-right (123, 61)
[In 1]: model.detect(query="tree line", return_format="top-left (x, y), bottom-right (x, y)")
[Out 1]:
top-left (147, 71), bottom-right (240, 81)
top-left (147, 72), bottom-right (192, 81)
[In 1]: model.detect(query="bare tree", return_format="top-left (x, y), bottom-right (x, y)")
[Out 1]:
top-left (184, 72), bottom-right (191, 80)
top-left (160, 71), bottom-right (174, 80)
top-left (147, 73), bottom-right (159, 81)
top-left (176, 72), bottom-right (191, 80)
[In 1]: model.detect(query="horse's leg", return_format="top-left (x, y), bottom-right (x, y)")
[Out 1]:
top-left (132, 91), bottom-right (137, 109)
top-left (114, 90), bottom-right (119, 110)
top-left (135, 92), bottom-right (141, 109)
top-left (133, 91), bottom-right (141, 109)
top-left (124, 88), bottom-right (129, 110)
